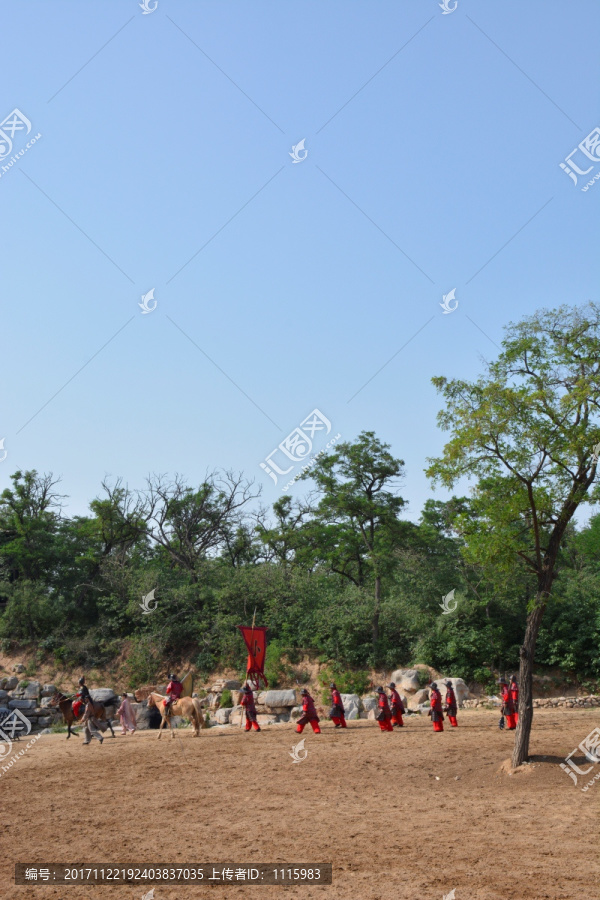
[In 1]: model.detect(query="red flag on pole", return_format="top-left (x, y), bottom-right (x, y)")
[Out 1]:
top-left (237, 625), bottom-right (268, 690)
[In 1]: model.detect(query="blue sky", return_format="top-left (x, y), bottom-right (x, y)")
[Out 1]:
top-left (1, 0), bottom-right (599, 522)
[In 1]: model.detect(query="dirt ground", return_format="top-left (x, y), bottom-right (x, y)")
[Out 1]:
top-left (2, 708), bottom-right (599, 900)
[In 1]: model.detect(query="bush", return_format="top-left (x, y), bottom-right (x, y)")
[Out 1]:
top-left (417, 669), bottom-right (430, 687)
top-left (318, 663), bottom-right (371, 702)
top-left (220, 689), bottom-right (233, 708)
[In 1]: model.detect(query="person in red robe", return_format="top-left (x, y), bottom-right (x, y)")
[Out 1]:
top-left (329, 682), bottom-right (347, 728)
top-left (429, 682), bottom-right (444, 732)
top-left (376, 686), bottom-right (394, 732)
top-left (387, 682), bottom-right (405, 727)
top-left (510, 676), bottom-right (519, 724)
top-left (296, 689), bottom-right (321, 734)
top-left (443, 680), bottom-right (458, 727)
top-left (164, 673), bottom-right (183, 713)
top-left (499, 679), bottom-right (517, 730)
top-left (240, 684), bottom-right (261, 732)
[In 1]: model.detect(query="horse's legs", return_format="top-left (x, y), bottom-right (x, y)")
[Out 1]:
top-left (107, 718), bottom-right (116, 738)
top-left (157, 715), bottom-right (165, 739)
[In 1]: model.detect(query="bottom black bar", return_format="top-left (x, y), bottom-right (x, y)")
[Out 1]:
top-left (15, 863), bottom-right (332, 885)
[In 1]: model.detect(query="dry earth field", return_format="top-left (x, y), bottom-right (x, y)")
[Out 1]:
top-left (2, 708), bottom-right (599, 900)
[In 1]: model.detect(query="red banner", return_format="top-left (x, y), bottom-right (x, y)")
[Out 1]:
top-left (237, 625), bottom-right (268, 689)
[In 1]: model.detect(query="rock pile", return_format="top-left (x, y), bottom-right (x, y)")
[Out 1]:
top-left (462, 695), bottom-right (600, 709)
top-left (0, 678), bottom-right (61, 734)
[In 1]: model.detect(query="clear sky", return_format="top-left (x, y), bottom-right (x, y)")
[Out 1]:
top-left (1, 0), bottom-right (599, 522)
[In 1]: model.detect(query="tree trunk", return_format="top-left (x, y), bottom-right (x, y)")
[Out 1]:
top-left (372, 576), bottom-right (381, 649)
top-left (511, 600), bottom-right (546, 767)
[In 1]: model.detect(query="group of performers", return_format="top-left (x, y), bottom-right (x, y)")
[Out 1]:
top-left (69, 671), bottom-right (519, 740)
top-left (240, 678), bottom-right (464, 735)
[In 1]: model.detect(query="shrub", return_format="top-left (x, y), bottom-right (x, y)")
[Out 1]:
top-left (220, 689), bottom-right (233, 708)
top-left (416, 669), bottom-right (431, 687)
top-left (318, 663), bottom-right (371, 702)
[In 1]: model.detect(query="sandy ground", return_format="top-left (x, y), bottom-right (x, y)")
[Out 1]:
top-left (1, 708), bottom-right (599, 900)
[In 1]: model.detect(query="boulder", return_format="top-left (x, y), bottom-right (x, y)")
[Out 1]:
top-left (211, 680), bottom-right (242, 691)
top-left (41, 685), bottom-right (57, 698)
top-left (367, 709), bottom-right (377, 720)
top-left (131, 702), bottom-right (162, 730)
top-left (341, 694), bottom-right (360, 721)
top-left (290, 706), bottom-right (303, 720)
top-left (390, 668), bottom-right (421, 693)
top-left (215, 708), bottom-right (231, 725)
top-left (13, 664), bottom-right (26, 674)
top-left (228, 705), bottom-right (244, 726)
top-left (8, 699), bottom-right (36, 710)
top-left (36, 716), bottom-right (52, 728)
top-left (3, 677), bottom-right (18, 691)
top-left (437, 678), bottom-right (470, 704)
top-left (257, 690), bottom-right (297, 708)
top-left (0, 691), bottom-right (8, 705)
top-left (362, 696), bottom-right (378, 713)
top-left (408, 689), bottom-right (429, 709)
top-left (23, 682), bottom-right (41, 700)
top-left (256, 714), bottom-right (278, 725)
top-left (90, 689), bottom-right (118, 704)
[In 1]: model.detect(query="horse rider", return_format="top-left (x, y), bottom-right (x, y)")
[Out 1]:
top-left (73, 676), bottom-right (92, 719)
top-left (165, 673), bottom-right (183, 714)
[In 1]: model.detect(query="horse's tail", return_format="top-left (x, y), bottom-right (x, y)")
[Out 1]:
top-left (192, 697), bottom-right (207, 729)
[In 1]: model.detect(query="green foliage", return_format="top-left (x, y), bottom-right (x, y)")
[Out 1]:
top-left (220, 689), bottom-right (233, 708)
top-left (123, 636), bottom-right (163, 689)
top-left (264, 640), bottom-right (294, 688)
top-left (318, 663), bottom-right (371, 701)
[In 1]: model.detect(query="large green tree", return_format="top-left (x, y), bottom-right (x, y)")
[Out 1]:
top-left (427, 303), bottom-right (600, 766)
top-left (298, 431), bottom-right (407, 655)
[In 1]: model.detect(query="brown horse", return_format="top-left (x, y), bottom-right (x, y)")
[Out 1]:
top-left (49, 691), bottom-right (116, 739)
top-left (146, 691), bottom-right (206, 739)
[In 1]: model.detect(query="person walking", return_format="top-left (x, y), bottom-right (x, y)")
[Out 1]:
top-left (499, 679), bottom-right (517, 730)
top-left (296, 689), bottom-right (321, 734)
top-left (443, 680), bottom-right (458, 727)
top-left (329, 682), bottom-right (347, 729)
top-left (81, 701), bottom-right (108, 746)
top-left (429, 682), bottom-right (444, 733)
top-left (510, 676), bottom-right (519, 725)
top-left (387, 682), bottom-right (405, 728)
top-left (376, 686), bottom-right (394, 732)
top-left (240, 684), bottom-right (261, 732)
top-left (117, 693), bottom-right (137, 735)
